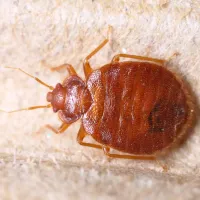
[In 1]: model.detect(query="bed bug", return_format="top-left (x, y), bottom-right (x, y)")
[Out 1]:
top-left (1, 28), bottom-right (195, 160)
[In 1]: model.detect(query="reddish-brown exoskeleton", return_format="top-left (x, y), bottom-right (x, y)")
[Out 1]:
top-left (1, 28), bottom-right (194, 161)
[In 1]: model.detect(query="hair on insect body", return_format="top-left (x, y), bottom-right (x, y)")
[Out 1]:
top-left (0, 27), bottom-right (195, 163)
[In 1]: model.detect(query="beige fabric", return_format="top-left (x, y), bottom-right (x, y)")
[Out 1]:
top-left (0, 0), bottom-right (200, 199)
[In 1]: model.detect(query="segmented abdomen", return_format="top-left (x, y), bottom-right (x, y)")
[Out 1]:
top-left (83, 61), bottom-right (189, 155)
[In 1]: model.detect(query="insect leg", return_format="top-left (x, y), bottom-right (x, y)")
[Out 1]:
top-left (37, 123), bottom-right (70, 134)
top-left (102, 147), bottom-right (156, 160)
top-left (41, 61), bottom-right (77, 76)
top-left (111, 54), bottom-right (165, 66)
top-left (166, 52), bottom-right (179, 62)
top-left (50, 64), bottom-right (77, 75)
top-left (77, 125), bottom-right (102, 149)
top-left (83, 26), bottom-right (112, 78)
top-left (156, 160), bottom-right (169, 172)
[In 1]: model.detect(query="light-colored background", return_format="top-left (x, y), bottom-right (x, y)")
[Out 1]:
top-left (0, 0), bottom-right (200, 199)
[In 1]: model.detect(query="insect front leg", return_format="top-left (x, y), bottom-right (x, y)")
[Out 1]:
top-left (77, 125), bottom-right (102, 149)
top-left (41, 61), bottom-right (77, 76)
top-left (50, 64), bottom-right (77, 76)
top-left (37, 122), bottom-right (70, 135)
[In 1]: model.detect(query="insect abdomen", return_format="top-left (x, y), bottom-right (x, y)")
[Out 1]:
top-left (83, 62), bottom-right (189, 155)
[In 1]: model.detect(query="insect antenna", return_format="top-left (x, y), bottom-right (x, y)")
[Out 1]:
top-left (0, 66), bottom-right (53, 113)
top-left (5, 66), bottom-right (54, 90)
top-left (0, 104), bottom-right (52, 113)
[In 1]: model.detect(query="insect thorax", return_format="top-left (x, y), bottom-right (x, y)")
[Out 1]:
top-left (57, 75), bottom-right (92, 124)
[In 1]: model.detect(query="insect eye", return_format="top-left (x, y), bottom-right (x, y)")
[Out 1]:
top-left (53, 107), bottom-right (58, 113)
top-left (56, 83), bottom-right (62, 89)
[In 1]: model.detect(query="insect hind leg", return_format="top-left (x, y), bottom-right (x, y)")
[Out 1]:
top-left (102, 147), bottom-right (168, 172)
top-left (102, 147), bottom-right (156, 160)
top-left (112, 54), bottom-right (165, 65)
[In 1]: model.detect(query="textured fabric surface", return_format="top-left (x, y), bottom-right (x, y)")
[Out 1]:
top-left (0, 0), bottom-right (200, 199)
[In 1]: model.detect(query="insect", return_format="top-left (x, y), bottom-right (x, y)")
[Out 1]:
top-left (1, 28), bottom-right (195, 161)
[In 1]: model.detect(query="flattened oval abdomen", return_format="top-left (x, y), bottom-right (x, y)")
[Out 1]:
top-left (83, 61), bottom-right (192, 155)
